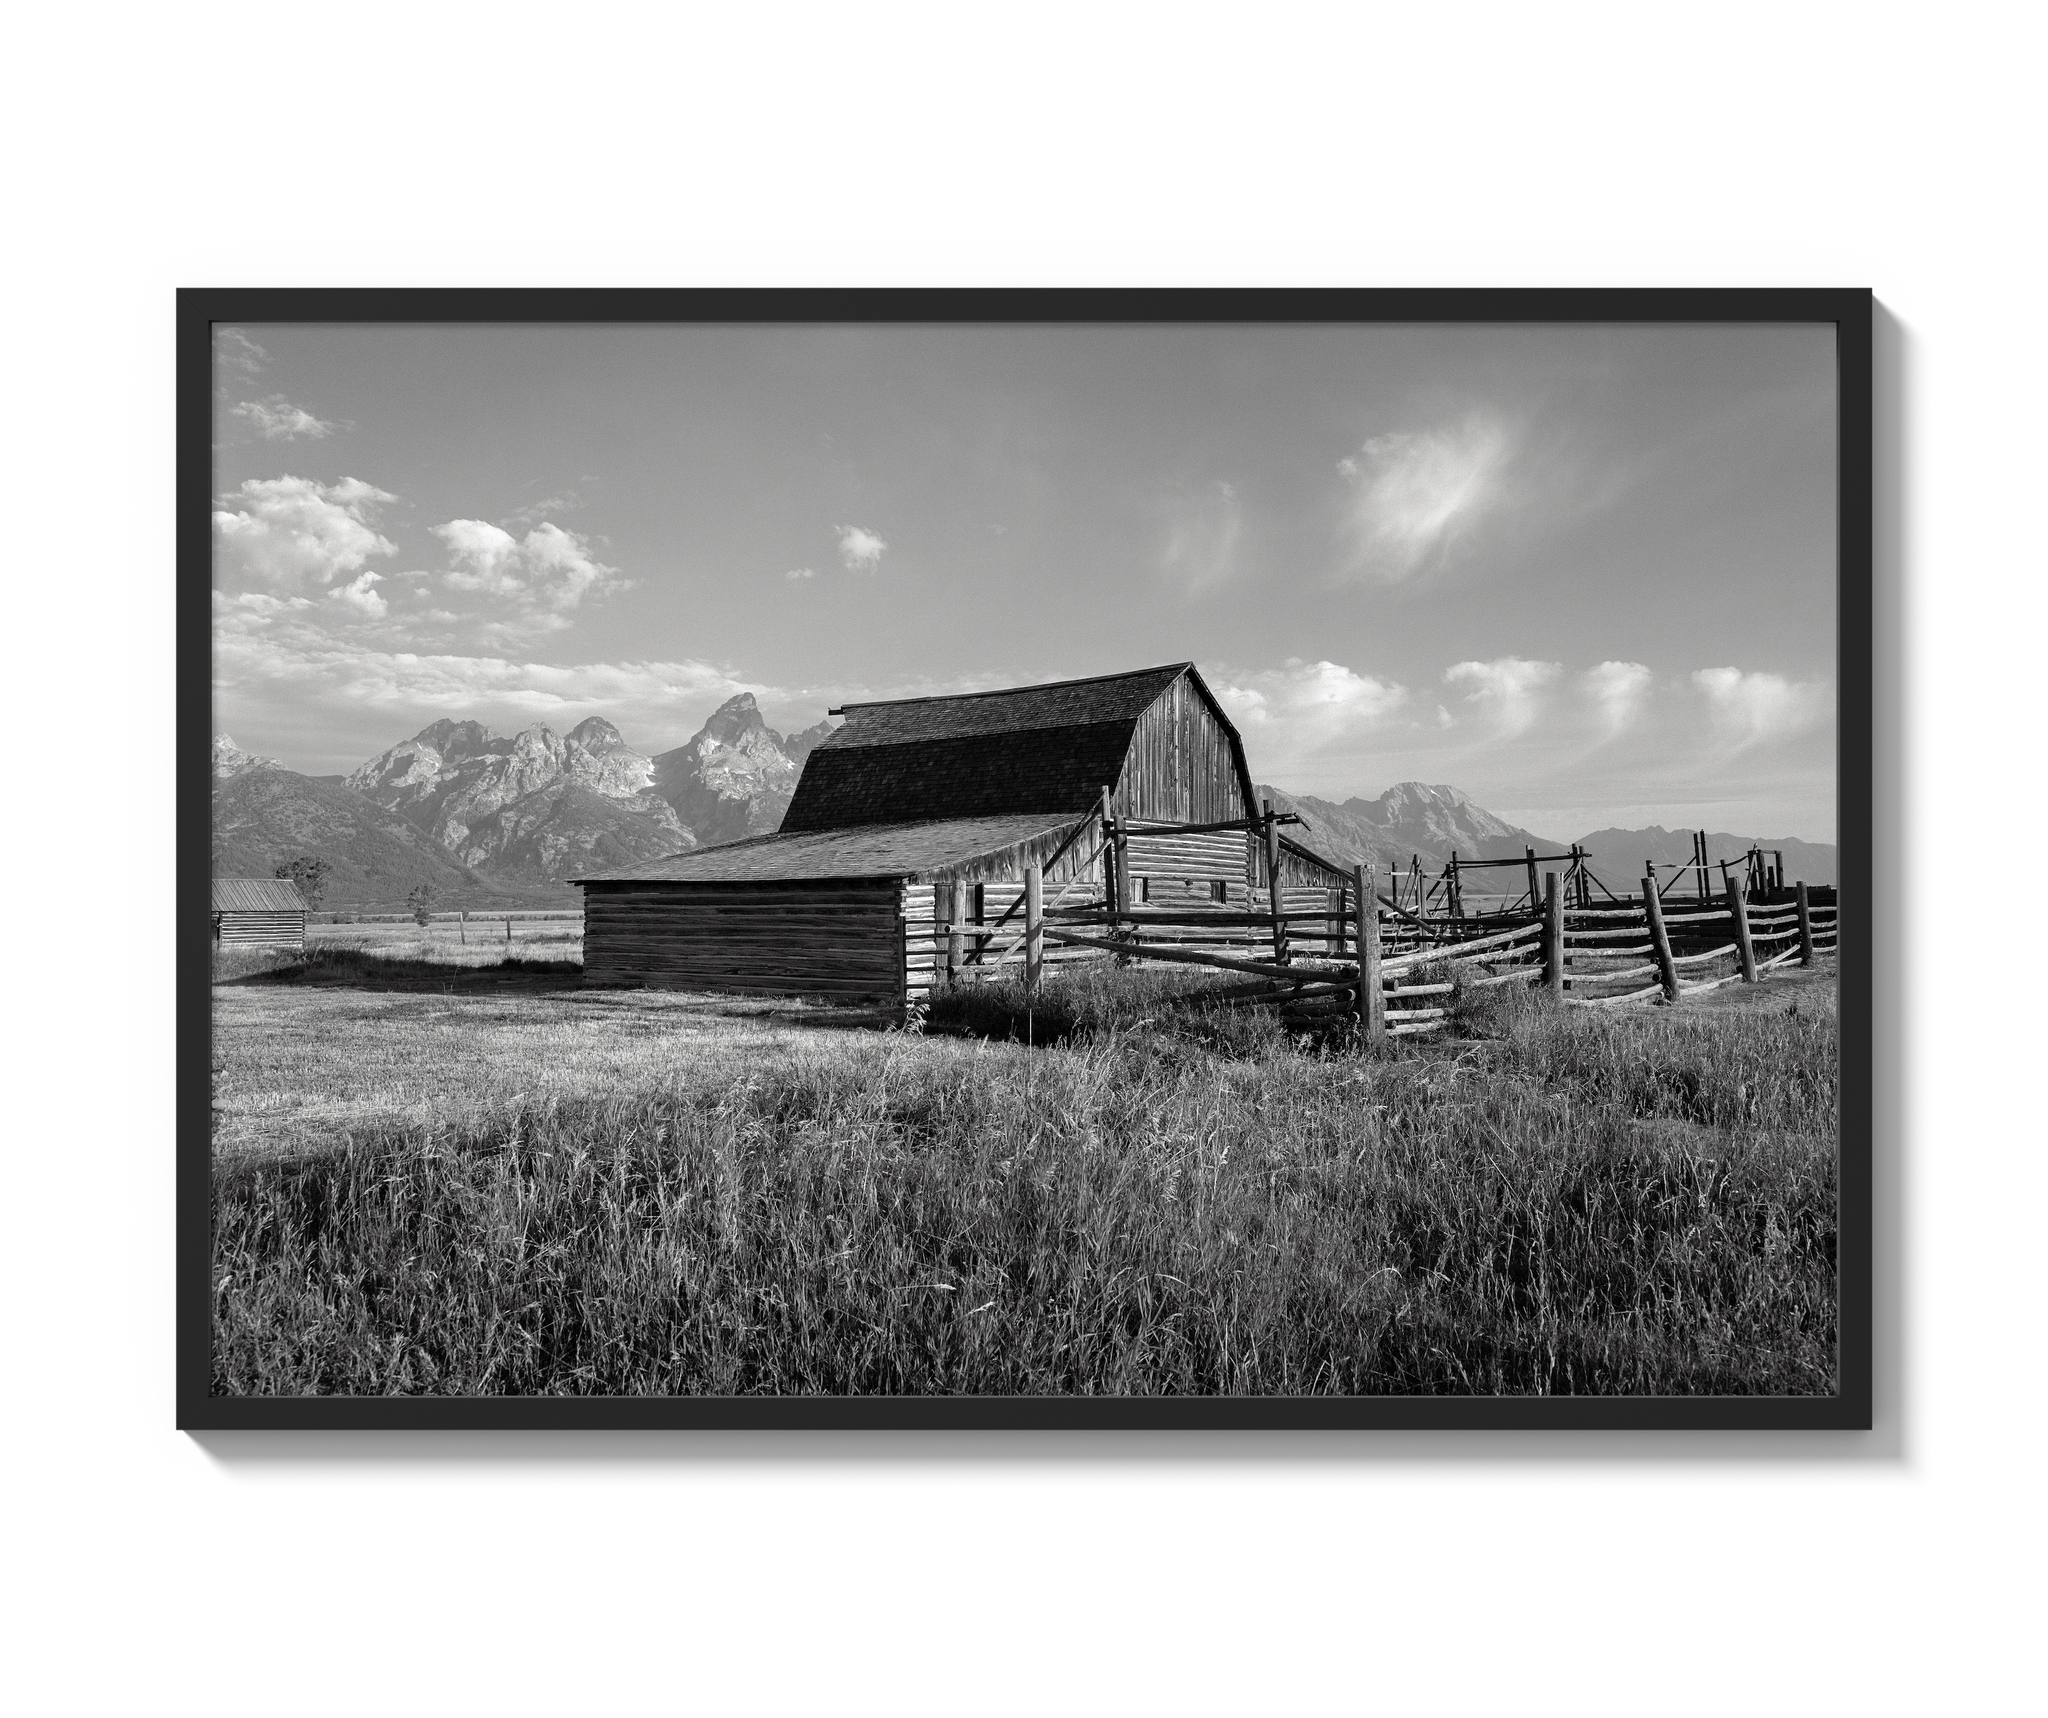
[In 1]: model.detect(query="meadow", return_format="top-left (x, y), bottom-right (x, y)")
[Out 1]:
top-left (210, 934), bottom-right (1839, 1397)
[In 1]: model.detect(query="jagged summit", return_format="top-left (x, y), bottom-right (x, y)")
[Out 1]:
top-left (212, 734), bottom-right (284, 779)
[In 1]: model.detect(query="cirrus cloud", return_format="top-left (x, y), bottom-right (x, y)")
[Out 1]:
top-left (1337, 415), bottom-right (1511, 584)
top-left (1158, 478), bottom-right (1243, 593)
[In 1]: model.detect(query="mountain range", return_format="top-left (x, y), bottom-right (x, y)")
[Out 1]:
top-left (211, 695), bottom-right (833, 906)
top-left (212, 704), bottom-right (1836, 907)
top-left (1259, 783), bottom-right (1837, 896)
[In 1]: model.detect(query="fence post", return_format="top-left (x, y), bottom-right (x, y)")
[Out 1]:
top-left (935, 880), bottom-right (956, 989)
top-left (1449, 852), bottom-right (1464, 919)
top-left (1525, 846), bottom-right (1539, 914)
top-left (1354, 864), bottom-right (1383, 1039)
top-left (1796, 880), bottom-right (1814, 968)
top-left (1725, 876), bottom-right (1759, 982)
top-left (1098, 787), bottom-right (1117, 914)
top-left (1262, 798), bottom-right (1288, 966)
top-left (1025, 862), bottom-right (1043, 996)
top-left (1543, 871), bottom-right (1564, 999)
top-left (1643, 877), bottom-right (1681, 1003)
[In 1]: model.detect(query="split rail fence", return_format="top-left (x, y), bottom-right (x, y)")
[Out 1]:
top-left (902, 800), bottom-right (1839, 1038)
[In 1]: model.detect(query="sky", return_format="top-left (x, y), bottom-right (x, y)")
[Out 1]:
top-left (211, 320), bottom-right (1838, 842)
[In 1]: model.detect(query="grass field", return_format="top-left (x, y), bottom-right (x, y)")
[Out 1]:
top-left (210, 945), bottom-right (1839, 1397)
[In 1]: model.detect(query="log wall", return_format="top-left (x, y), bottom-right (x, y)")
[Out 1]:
top-left (582, 879), bottom-right (904, 1001)
top-left (213, 910), bottom-right (304, 948)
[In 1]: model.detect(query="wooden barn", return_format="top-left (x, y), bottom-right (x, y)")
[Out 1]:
top-left (212, 877), bottom-right (308, 948)
top-left (574, 663), bottom-right (1353, 1009)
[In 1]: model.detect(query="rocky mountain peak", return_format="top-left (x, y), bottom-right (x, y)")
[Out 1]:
top-left (567, 716), bottom-right (628, 753)
top-left (692, 692), bottom-right (772, 749)
top-left (212, 734), bottom-right (284, 779)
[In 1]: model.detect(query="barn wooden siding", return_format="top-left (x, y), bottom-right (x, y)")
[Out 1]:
top-left (213, 910), bottom-right (305, 948)
top-left (1110, 676), bottom-right (1251, 824)
top-left (581, 879), bottom-right (904, 1000)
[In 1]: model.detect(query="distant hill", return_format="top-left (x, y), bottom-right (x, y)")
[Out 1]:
top-left (1256, 781), bottom-right (1556, 879)
top-left (1256, 780), bottom-right (1836, 902)
top-left (1570, 825), bottom-right (1837, 891)
top-left (212, 748), bottom-right (498, 907)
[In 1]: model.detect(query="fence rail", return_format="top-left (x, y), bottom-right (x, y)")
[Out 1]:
top-left (910, 801), bottom-right (1839, 1036)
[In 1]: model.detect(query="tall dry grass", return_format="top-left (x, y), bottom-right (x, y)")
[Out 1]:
top-left (212, 981), bottom-right (1836, 1396)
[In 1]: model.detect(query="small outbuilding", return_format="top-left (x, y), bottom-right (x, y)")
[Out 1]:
top-left (573, 662), bottom-right (1348, 1009)
top-left (212, 877), bottom-right (309, 948)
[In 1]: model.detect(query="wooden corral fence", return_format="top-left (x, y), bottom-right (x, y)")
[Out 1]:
top-left (1397, 832), bottom-right (1809, 918)
top-left (907, 800), bottom-right (1839, 1038)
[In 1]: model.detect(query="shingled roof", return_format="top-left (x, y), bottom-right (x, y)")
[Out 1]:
top-left (782, 663), bottom-right (1235, 831)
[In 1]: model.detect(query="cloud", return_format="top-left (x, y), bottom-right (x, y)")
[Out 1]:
top-left (435, 519), bottom-right (626, 615)
top-left (1581, 660), bottom-right (1654, 737)
top-left (215, 328), bottom-right (268, 377)
top-left (213, 589), bottom-right (312, 618)
top-left (326, 571), bottom-right (387, 620)
top-left (835, 524), bottom-right (888, 571)
top-left (785, 566), bottom-right (816, 581)
top-left (1337, 416), bottom-right (1510, 583)
top-left (1158, 478), bottom-right (1243, 593)
top-left (503, 491), bottom-right (583, 529)
top-left (1691, 667), bottom-right (1831, 747)
top-left (1211, 658), bottom-right (1409, 779)
top-left (212, 597), bottom-right (774, 749)
top-left (1443, 656), bottom-right (1561, 737)
top-left (232, 396), bottom-right (338, 440)
top-left (213, 475), bottom-right (398, 591)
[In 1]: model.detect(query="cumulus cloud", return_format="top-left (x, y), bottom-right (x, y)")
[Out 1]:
top-left (1443, 656), bottom-right (1561, 737)
top-left (1158, 479), bottom-right (1243, 593)
top-left (213, 475), bottom-right (398, 591)
top-left (326, 571), bottom-right (387, 620)
top-left (1337, 416), bottom-right (1510, 583)
top-left (213, 589), bottom-right (312, 618)
top-left (232, 396), bottom-right (338, 440)
top-left (836, 524), bottom-right (888, 571)
top-left (1211, 658), bottom-right (1409, 779)
top-left (785, 566), bottom-right (816, 581)
top-left (212, 596), bottom-right (774, 748)
top-left (215, 328), bottom-right (268, 377)
top-left (435, 519), bottom-right (626, 615)
top-left (1692, 667), bottom-right (1831, 747)
top-left (1581, 660), bottom-right (1654, 737)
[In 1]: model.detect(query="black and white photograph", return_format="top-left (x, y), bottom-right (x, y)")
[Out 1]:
top-left (190, 295), bottom-right (1867, 1418)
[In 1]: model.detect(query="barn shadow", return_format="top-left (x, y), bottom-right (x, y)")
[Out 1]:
top-left (217, 952), bottom-right (586, 994)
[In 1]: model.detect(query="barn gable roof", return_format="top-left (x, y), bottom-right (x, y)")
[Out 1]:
top-left (212, 877), bottom-right (309, 911)
top-left (782, 663), bottom-right (1248, 831)
top-left (572, 814), bottom-right (1086, 885)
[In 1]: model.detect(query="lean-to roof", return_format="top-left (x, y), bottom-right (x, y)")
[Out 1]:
top-left (573, 814), bottom-right (1087, 885)
top-left (212, 877), bottom-right (309, 912)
